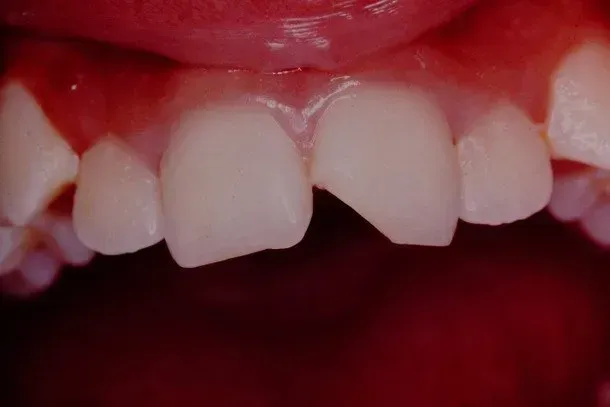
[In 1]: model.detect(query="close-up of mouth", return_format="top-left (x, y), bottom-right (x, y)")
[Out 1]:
top-left (2, 0), bottom-right (610, 405)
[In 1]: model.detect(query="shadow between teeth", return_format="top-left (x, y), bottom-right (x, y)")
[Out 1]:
top-left (16, 38), bottom-right (610, 271)
top-left (3, 88), bottom-right (554, 274)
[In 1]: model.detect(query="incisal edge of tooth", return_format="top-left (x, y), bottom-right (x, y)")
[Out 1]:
top-left (547, 41), bottom-right (610, 170)
top-left (161, 105), bottom-right (312, 268)
top-left (0, 226), bottom-right (30, 275)
top-left (1, 249), bottom-right (60, 296)
top-left (458, 103), bottom-right (553, 225)
top-left (548, 169), bottom-right (600, 222)
top-left (0, 83), bottom-right (79, 226)
top-left (19, 249), bottom-right (60, 289)
top-left (310, 85), bottom-right (460, 246)
top-left (33, 213), bottom-right (95, 265)
top-left (580, 201), bottom-right (610, 246)
top-left (73, 136), bottom-right (164, 255)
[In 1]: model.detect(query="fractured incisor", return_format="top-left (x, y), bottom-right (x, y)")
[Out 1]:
top-left (310, 85), bottom-right (460, 246)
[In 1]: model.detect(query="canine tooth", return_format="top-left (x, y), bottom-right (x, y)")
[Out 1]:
top-left (161, 105), bottom-right (312, 268)
top-left (548, 169), bottom-right (600, 221)
top-left (0, 83), bottom-right (79, 226)
top-left (0, 226), bottom-right (30, 275)
top-left (73, 136), bottom-right (164, 255)
top-left (580, 202), bottom-right (610, 246)
top-left (457, 103), bottom-right (553, 225)
top-left (310, 85), bottom-right (460, 246)
top-left (547, 41), bottom-right (610, 170)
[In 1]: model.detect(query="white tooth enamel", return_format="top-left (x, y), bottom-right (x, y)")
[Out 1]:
top-left (33, 213), bottom-right (95, 266)
top-left (0, 83), bottom-right (79, 226)
top-left (457, 103), bottom-right (553, 225)
top-left (161, 105), bottom-right (312, 268)
top-left (73, 136), bottom-right (164, 255)
top-left (17, 249), bottom-right (60, 291)
top-left (580, 202), bottom-right (610, 246)
top-left (310, 85), bottom-right (460, 246)
top-left (548, 169), bottom-right (600, 222)
top-left (547, 41), bottom-right (610, 170)
top-left (0, 226), bottom-right (30, 275)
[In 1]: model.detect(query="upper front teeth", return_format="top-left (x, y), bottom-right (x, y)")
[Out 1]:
top-left (311, 85), bottom-right (460, 246)
top-left (72, 136), bottom-right (164, 255)
top-left (0, 77), bottom-right (559, 269)
top-left (160, 105), bottom-right (313, 268)
top-left (547, 40), bottom-right (610, 169)
top-left (8, 36), bottom-right (610, 268)
top-left (457, 102), bottom-right (553, 225)
top-left (0, 83), bottom-right (79, 227)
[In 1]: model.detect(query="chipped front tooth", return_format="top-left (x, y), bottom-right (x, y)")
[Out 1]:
top-left (457, 103), bottom-right (553, 225)
top-left (548, 169), bottom-right (600, 222)
top-left (580, 202), bottom-right (610, 246)
top-left (0, 226), bottom-right (30, 275)
top-left (310, 85), bottom-right (460, 246)
top-left (547, 41), bottom-right (610, 169)
top-left (161, 105), bottom-right (312, 268)
top-left (0, 83), bottom-right (79, 226)
top-left (73, 136), bottom-right (164, 255)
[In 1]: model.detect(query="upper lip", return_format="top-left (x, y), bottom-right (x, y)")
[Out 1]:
top-left (0, 0), bottom-right (479, 71)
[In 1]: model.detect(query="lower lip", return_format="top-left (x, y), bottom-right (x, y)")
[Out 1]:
top-left (0, 0), bottom-right (479, 70)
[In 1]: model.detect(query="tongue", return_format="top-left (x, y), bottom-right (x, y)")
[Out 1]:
top-left (0, 0), bottom-right (479, 70)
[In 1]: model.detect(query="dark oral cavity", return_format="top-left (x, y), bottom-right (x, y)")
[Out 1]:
top-left (2, 0), bottom-right (610, 406)
top-left (3, 203), bottom-right (610, 406)
top-left (0, 0), bottom-right (480, 71)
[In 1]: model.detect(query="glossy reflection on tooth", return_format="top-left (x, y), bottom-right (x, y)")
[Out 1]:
top-left (0, 83), bottom-right (79, 227)
top-left (161, 105), bottom-right (313, 268)
top-left (73, 136), bottom-right (164, 255)
top-left (457, 103), bottom-right (553, 225)
top-left (310, 85), bottom-right (460, 246)
top-left (547, 41), bottom-right (610, 170)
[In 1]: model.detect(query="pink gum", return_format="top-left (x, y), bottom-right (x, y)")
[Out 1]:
top-left (1, 0), bottom-right (608, 171)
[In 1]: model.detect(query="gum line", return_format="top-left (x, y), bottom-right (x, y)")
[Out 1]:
top-left (1, 0), bottom-right (607, 166)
